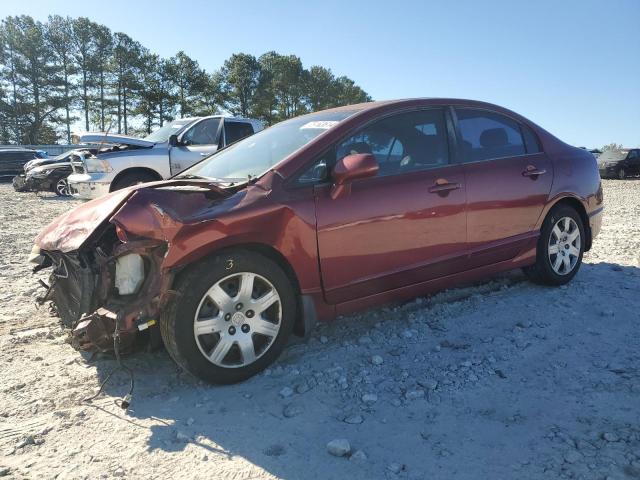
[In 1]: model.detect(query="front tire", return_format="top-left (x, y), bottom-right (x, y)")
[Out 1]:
top-left (111, 171), bottom-right (158, 191)
top-left (617, 168), bottom-right (626, 180)
top-left (55, 178), bottom-right (70, 197)
top-left (160, 250), bottom-right (296, 384)
top-left (524, 204), bottom-right (585, 286)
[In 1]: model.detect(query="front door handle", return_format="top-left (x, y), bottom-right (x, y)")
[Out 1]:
top-left (522, 165), bottom-right (546, 177)
top-left (428, 178), bottom-right (461, 193)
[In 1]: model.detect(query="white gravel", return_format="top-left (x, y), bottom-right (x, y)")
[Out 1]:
top-left (1, 181), bottom-right (639, 479)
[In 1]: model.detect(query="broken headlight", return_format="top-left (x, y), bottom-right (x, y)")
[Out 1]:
top-left (29, 167), bottom-right (51, 178)
top-left (114, 253), bottom-right (145, 295)
top-left (84, 158), bottom-right (112, 173)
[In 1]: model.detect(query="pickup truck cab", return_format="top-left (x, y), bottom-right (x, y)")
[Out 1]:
top-left (67, 115), bottom-right (263, 200)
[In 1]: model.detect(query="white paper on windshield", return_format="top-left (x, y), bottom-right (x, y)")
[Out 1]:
top-left (300, 121), bottom-right (339, 130)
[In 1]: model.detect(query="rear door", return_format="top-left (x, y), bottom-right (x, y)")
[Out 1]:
top-left (313, 108), bottom-right (468, 304)
top-left (169, 117), bottom-right (222, 174)
top-left (454, 107), bottom-right (552, 268)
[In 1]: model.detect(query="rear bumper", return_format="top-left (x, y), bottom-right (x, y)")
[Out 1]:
top-left (68, 173), bottom-right (111, 200)
top-left (589, 206), bottom-right (603, 242)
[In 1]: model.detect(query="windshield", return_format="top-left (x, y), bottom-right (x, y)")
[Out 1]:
top-left (180, 110), bottom-right (357, 182)
top-left (144, 119), bottom-right (194, 143)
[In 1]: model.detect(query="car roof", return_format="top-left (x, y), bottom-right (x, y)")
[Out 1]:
top-left (272, 98), bottom-right (542, 178)
top-left (294, 98), bottom-right (534, 125)
top-left (320, 97), bottom-right (525, 113)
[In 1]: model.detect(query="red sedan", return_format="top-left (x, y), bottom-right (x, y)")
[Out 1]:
top-left (31, 99), bottom-right (603, 384)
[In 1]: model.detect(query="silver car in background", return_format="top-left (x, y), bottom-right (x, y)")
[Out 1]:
top-left (67, 115), bottom-right (263, 200)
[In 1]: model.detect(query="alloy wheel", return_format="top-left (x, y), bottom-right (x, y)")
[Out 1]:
top-left (56, 178), bottom-right (70, 196)
top-left (193, 272), bottom-right (281, 368)
top-left (548, 217), bottom-right (581, 275)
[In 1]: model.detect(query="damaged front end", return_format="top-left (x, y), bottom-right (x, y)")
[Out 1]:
top-left (30, 181), bottom-right (237, 354)
top-left (34, 225), bottom-right (171, 353)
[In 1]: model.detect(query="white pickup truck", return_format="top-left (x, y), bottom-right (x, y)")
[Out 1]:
top-left (68, 115), bottom-right (263, 200)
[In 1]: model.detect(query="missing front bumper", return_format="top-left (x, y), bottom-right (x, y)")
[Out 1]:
top-left (35, 237), bottom-right (171, 353)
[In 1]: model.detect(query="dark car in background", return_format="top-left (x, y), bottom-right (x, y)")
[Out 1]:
top-left (0, 147), bottom-right (48, 181)
top-left (597, 149), bottom-right (640, 179)
top-left (14, 162), bottom-right (73, 196)
top-left (14, 149), bottom-right (93, 196)
top-left (23, 149), bottom-right (90, 172)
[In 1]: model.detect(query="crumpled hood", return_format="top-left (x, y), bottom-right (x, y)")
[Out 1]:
top-left (77, 132), bottom-right (155, 148)
top-left (36, 188), bottom-right (134, 252)
top-left (35, 181), bottom-right (237, 253)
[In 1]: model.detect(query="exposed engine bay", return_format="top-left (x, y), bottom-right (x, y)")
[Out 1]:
top-left (36, 224), bottom-right (171, 353)
top-left (30, 180), bottom-right (239, 355)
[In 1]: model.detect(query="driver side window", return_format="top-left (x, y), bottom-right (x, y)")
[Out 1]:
top-left (295, 109), bottom-right (449, 185)
top-left (336, 109), bottom-right (449, 177)
top-left (181, 118), bottom-right (221, 146)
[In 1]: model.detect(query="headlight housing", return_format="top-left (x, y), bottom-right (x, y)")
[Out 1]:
top-left (84, 158), bottom-right (112, 173)
top-left (29, 167), bottom-right (50, 178)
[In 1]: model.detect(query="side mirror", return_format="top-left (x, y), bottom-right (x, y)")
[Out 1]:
top-left (168, 134), bottom-right (179, 147)
top-left (331, 153), bottom-right (378, 199)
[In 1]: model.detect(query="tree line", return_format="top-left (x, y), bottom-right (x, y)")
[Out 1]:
top-left (0, 15), bottom-right (371, 144)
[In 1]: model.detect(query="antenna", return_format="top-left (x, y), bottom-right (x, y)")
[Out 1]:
top-left (98, 119), bottom-right (114, 152)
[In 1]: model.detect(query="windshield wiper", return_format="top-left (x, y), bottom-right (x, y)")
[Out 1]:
top-left (176, 174), bottom-right (211, 180)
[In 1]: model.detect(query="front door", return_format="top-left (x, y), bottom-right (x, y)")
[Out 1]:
top-left (314, 108), bottom-right (468, 304)
top-left (454, 107), bottom-right (553, 267)
top-left (169, 117), bottom-right (222, 175)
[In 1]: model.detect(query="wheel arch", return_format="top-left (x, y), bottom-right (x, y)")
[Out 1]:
top-left (546, 196), bottom-right (592, 251)
top-left (109, 167), bottom-right (163, 192)
top-left (172, 242), bottom-right (311, 338)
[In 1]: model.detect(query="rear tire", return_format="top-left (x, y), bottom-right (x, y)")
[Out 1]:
top-left (111, 171), bottom-right (158, 191)
top-left (524, 204), bottom-right (585, 286)
top-left (160, 250), bottom-right (296, 384)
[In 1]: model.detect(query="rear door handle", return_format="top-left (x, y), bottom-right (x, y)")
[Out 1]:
top-left (428, 179), bottom-right (461, 193)
top-left (522, 165), bottom-right (546, 177)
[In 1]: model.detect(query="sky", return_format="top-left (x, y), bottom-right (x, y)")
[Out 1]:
top-left (1, 0), bottom-right (638, 148)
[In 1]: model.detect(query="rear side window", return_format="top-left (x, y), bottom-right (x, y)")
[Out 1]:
top-left (224, 122), bottom-right (254, 145)
top-left (456, 109), bottom-right (526, 162)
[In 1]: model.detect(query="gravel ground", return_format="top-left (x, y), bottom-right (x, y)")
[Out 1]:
top-left (0, 180), bottom-right (639, 480)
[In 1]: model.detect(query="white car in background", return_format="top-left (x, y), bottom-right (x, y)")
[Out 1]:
top-left (67, 116), bottom-right (263, 200)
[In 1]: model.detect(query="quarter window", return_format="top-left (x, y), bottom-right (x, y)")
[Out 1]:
top-left (456, 109), bottom-right (526, 162)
